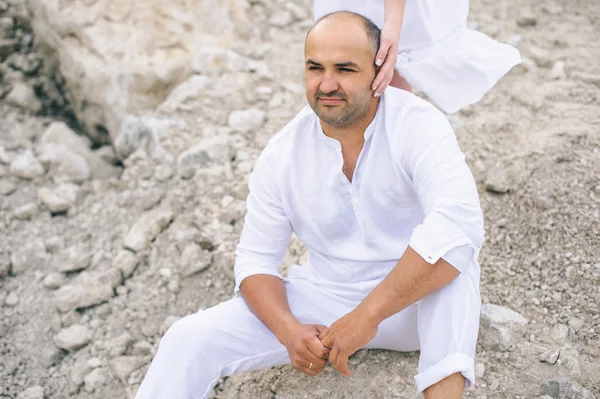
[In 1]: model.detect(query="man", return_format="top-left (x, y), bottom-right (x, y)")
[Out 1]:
top-left (136, 11), bottom-right (484, 399)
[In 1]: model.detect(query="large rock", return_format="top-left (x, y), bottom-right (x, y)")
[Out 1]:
top-left (26, 0), bottom-right (251, 143)
top-left (540, 378), bottom-right (597, 399)
top-left (40, 122), bottom-right (121, 179)
top-left (480, 304), bottom-right (528, 351)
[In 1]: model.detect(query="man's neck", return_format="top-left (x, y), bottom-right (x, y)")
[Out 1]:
top-left (320, 98), bottom-right (380, 148)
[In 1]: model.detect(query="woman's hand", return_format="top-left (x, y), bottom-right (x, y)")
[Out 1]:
top-left (372, 0), bottom-right (406, 97)
top-left (372, 24), bottom-right (400, 97)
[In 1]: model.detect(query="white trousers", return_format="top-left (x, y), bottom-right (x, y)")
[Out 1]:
top-left (135, 265), bottom-right (481, 399)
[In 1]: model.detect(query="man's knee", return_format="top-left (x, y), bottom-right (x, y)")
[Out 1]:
top-left (160, 313), bottom-right (216, 353)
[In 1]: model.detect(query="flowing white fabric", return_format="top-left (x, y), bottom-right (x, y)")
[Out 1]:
top-left (314, 0), bottom-right (521, 113)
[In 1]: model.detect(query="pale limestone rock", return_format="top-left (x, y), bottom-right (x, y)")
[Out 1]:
top-left (6, 81), bottom-right (42, 113)
top-left (26, 0), bottom-right (251, 141)
top-left (53, 324), bottom-right (92, 351)
top-left (40, 121), bottom-right (121, 179)
top-left (16, 386), bottom-right (44, 399)
top-left (53, 283), bottom-right (114, 313)
top-left (228, 108), bottom-right (266, 133)
top-left (37, 143), bottom-right (91, 183)
top-left (37, 184), bottom-right (80, 213)
top-left (13, 202), bottom-right (39, 220)
top-left (10, 149), bottom-right (44, 180)
top-left (124, 207), bottom-right (173, 252)
top-left (180, 243), bottom-right (212, 277)
top-left (480, 304), bottom-right (528, 351)
top-left (110, 356), bottom-right (145, 384)
top-left (113, 250), bottom-right (139, 278)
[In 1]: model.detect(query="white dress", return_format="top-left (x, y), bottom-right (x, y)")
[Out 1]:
top-left (314, 0), bottom-right (521, 113)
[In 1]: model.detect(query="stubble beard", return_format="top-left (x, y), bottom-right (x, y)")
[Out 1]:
top-left (312, 92), bottom-right (372, 128)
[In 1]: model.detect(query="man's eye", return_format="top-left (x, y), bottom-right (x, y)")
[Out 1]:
top-left (340, 68), bottom-right (355, 72)
top-left (308, 66), bottom-right (322, 70)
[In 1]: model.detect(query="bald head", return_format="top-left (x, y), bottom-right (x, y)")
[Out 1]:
top-left (306, 11), bottom-right (381, 58)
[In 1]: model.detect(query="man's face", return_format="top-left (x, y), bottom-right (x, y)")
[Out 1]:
top-left (305, 18), bottom-right (377, 128)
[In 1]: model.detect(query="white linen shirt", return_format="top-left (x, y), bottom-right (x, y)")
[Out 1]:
top-left (234, 88), bottom-right (485, 294)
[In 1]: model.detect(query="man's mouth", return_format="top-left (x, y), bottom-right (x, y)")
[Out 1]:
top-left (318, 97), bottom-right (344, 105)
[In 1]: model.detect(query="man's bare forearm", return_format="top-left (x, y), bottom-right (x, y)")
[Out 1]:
top-left (354, 246), bottom-right (461, 325)
top-left (240, 274), bottom-right (301, 342)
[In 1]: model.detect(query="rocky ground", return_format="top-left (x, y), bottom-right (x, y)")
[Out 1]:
top-left (0, 0), bottom-right (599, 398)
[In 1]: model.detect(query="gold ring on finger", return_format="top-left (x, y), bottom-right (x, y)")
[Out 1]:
top-left (309, 362), bottom-right (313, 369)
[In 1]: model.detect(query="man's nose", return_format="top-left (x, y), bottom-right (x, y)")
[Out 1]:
top-left (319, 71), bottom-right (339, 94)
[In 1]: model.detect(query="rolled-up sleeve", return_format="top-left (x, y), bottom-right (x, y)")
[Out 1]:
top-left (398, 100), bottom-right (485, 272)
top-left (233, 146), bottom-right (292, 293)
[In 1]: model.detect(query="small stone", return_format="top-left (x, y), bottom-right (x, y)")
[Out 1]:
top-left (154, 164), bottom-right (173, 182)
top-left (517, 12), bottom-right (537, 27)
top-left (540, 348), bottom-right (560, 364)
top-left (114, 115), bottom-right (155, 161)
top-left (488, 378), bottom-right (499, 391)
top-left (87, 357), bottom-right (103, 369)
top-left (110, 356), bottom-right (145, 385)
top-left (44, 273), bottom-right (67, 290)
top-left (13, 202), bottom-right (39, 220)
top-left (228, 108), bottom-right (266, 134)
top-left (549, 61), bottom-right (566, 80)
top-left (83, 367), bottom-right (108, 393)
top-left (180, 243), bottom-right (212, 277)
top-left (40, 345), bottom-right (64, 368)
top-left (540, 378), bottom-right (596, 399)
top-left (5, 292), bottom-right (18, 306)
top-left (95, 145), bottom-right (119, 165)
top-left (44, 236), bottom-right (63, 253)
top-left (103, 332), bottom-right (132, 358)
top-left (269, 10), bottom-right (293, 27)
top-left (529, 46), bottom-right (553, 68)
top-left (9, 241), bottom-right (47, 274)
top-left (37, 184), bottom-right (80, 213)
top-left (131, 340), bottom-right (153, 357)
top-left (0, 179), bottom-right (16, 195)
top-left (480, 304), bottom-right (528, 351)
top-left (53, 324), bottom-right (92, 352)
top-left (124, 207), bottom-right (173, 252)
top-left (178, 147), bottom-right (210, 179)
top-left (568, 317), bottom-right (584, 331)
top-left (55, 247), bottom-right (91, 273)
top-left (10, 149), bottom-right (44, 180)
top-left (5, 81), bottom-right (42, 112)
top-left (552, 324), bottom-right (569, 343)
top-left (113, 250), bottom-right (139, 278)
top-left (475, 362), bottom-right (485, 379)
top-left (16, 386), bottom-right (44, 399)
top-left (485, 165), bottom-right (511, 194)
top-left (37, 143), bottom-right (91, 184)
top-left (41, 122), bottom-right (120, 180)
top-left (139, 187), bottom-right (165, 210)
top-left (53, 283), bottom-right (114, 313)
